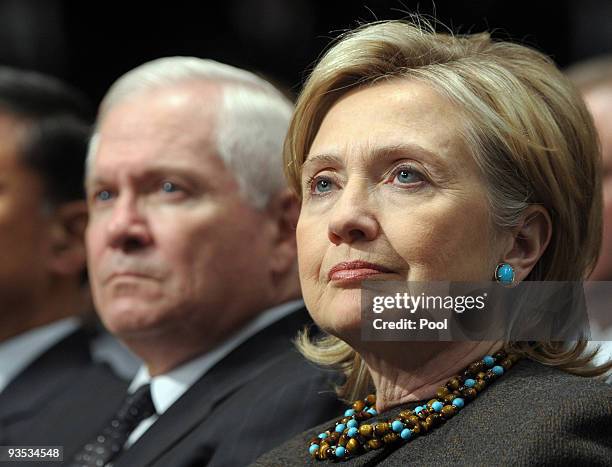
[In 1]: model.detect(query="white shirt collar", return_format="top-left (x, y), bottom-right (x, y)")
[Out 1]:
top-left (0, 317), bottom-right (81, 393)
top-left (128, 299), bottom-right (303, 415)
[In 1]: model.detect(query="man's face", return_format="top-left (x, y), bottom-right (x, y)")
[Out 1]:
top-left (86, 84), bottom-right (275, 344)
top-left (0, 114), bottom-right (50, 303)
top-left (584, 87), bottom-right (612, 281)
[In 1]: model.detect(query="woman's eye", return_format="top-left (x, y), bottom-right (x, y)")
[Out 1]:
top-left (393, 167), bottom-right (424, 185)
top-left (311, 177), bottom-right (335, 194)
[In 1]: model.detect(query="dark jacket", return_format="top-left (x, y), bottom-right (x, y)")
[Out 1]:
top-left (0, 327), bottom-right (129, 465)
top-left (110, 308), bottom-right (343, 467)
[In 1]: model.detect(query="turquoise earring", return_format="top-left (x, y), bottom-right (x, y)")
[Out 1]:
top-left (494, 263), bottom-right (515, 286)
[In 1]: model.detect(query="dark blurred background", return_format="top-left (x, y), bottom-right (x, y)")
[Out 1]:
top-left (0, 0), bottom-right (610, 103)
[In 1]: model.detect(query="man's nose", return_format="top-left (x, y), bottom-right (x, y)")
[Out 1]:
top-left (106, 194), bottom-right (153, 251)
top-left (327, 181), bottom-right (380, 246)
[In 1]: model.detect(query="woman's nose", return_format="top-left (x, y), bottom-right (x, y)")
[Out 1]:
top-left (327, 182), bottom-right (380, 245)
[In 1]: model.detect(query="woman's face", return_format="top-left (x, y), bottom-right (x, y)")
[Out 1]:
top-left (297, 80), bottom-right (502, 341)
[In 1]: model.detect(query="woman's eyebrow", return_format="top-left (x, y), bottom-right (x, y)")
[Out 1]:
top-left (369, 143), bottom-right (442, 165)
top-left (302, 154), bottom-right (343, 170)
top-left (304, 143), bottom-right (450, 171)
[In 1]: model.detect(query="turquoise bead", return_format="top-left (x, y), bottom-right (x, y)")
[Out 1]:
top-left (492, 365), bottom-right (504, 376)
top-left (347, 427), bottom-right (358, 437)
top-left (367, 408), bottom-right (377, 415)
top-left (400, 428), bottom-right (412, 440)
top-left (483, 355), bottom-right (495, 367)
top-left (344, 409), bottom-right (355, 417)
top-left (335, 446), bottom-right (346, 458)
top-left (495, 263), bottom-right (515, 285)
top-left (464, 378), bottom-right (476, 388)
top-left (391, 420), bottom-right (404, 432)
top-left (318, 432), bottom-right (328, 439)
top-left (452, 397), bottom-right (465, 408)
top-left (431, 401), bottom-right (444, 412)
top-left (335, 423), bottom-right (346, 433)
top-left (415, 406), bottom-right (424, 414)
top-left (309, 444), bottom-right (319, 455)
top-left (347, 419), bottom-right (358, 428)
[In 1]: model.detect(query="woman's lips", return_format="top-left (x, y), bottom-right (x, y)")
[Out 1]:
top-left (328, 261), bottom-right (392, 284)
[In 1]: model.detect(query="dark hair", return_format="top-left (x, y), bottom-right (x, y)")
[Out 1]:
top-left (0, 67), bottom-right (93, 204)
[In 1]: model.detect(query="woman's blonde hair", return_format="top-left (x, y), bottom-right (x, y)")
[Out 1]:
top-left (286, 19), bottom-right (610, 400)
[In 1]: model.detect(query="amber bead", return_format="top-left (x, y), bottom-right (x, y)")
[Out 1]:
top-left (329, 432), bottom-right (340, 442)
top-left (383, 433), bottom-right (400, 444)
top-left (346, 438), bottom-right (360, 454)
top-left (399, 410), bottom-right (412, 420)
top-left (411, 422), bottom-right (422, 435)
top-left (468, 361), bottom-right (485, 375)
top-left (425, 413), bottom-right (442, 428)
top-left (421, 418), bottom-right (432, 432)
top-left (443, 393), bottom-right (456, 404)
top-left (474, 380), bottom-right (486, 392)
top-left (462, 387), bottom-right (478, 400)
top-left (365, 394), bottom-right (377, 406)
top-left (441, 404), bottom-right (457, 419)
top-left (356, 411), bottom-right (371, 421)
top-left (359, 424), bottom-right (373, 438)
top-left (406, 416), bottom-right (418, 425)
top-left (353, 400), bottom-right (366, 412)
top-left (501, 358), bottom-right (513, 369)
top-left (448, 377), bottom-right (461, 390)
top-left (436, 387), bottom-right (450, 398)
top-left (373, 422), bottom-right (389, 436)
top-left (318, 447), bottom-right (333, 460)
top-left (340, 416), bottom-right (351, 424)
top-left (477, 371), bottom-right (486, 379)
top-left (338, 434), bottom-right (348, 446)
top-left (366, 439), bottom-right (382, 450)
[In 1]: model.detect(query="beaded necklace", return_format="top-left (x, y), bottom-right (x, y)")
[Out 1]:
top-left (308, 350), bottom-right (520, 461)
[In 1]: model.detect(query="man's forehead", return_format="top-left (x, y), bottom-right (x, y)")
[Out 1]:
top-left (93, 84), bottom-right (223, 165)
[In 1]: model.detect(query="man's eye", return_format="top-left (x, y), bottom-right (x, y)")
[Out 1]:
top-left (96, 190), bottom-right (113, 201)
top-left (161, 181), bottom-right (179, 193)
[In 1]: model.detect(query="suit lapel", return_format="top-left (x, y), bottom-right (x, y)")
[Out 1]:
top-left (115, 308), bottom-right (311, 467)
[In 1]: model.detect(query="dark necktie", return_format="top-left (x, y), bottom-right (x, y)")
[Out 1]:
top-left (69, 383), bottom-right (156, 467)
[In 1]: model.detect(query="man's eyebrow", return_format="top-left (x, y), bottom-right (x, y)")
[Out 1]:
top-left (86, 165), bottom-right (202, 185)
top-left (85, 175), bottom-right (109, 188)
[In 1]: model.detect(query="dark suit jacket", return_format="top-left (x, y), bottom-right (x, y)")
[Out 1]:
top-left (110, 308), bottom-right (343, 467)
top-left (253, 359), bottom-right (612, 466)
top-left (0, 327), bottom-right (129, 465)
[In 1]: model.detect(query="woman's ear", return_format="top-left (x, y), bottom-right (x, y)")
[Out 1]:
top-left (500, 205), bottom-right (552, 282)
top-left (46, 200), bottom-right (88, 276)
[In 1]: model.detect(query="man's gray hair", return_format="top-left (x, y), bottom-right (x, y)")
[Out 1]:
top-left (87, 57), bottom-right (293, 208)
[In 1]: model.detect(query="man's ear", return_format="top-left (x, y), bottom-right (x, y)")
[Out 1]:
top-left (46, 200), bottom-right (88, 276)
top-left (264, 189), bottom-right (300, 276)
top-left (499, 205), bottom-right (552, 282)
